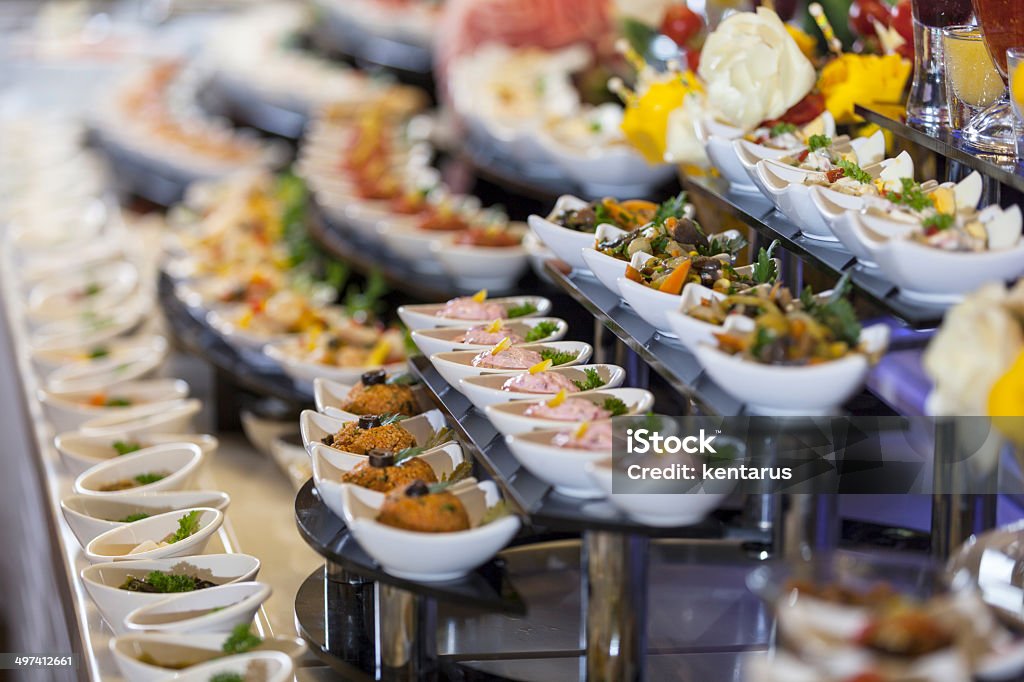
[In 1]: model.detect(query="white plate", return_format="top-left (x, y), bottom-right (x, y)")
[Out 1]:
top-left (429, 341), bottom-right (593, 392)
top-left (338, 480), bottom-right (520, 581)
top-left (484, 388), bottom-right (654, 436)
top-left (410, 317), bottom-right (567, 357)
top-left (397, 295), bottom-right (551, 330)
top-left (459, 364), bottom-right (625, 410)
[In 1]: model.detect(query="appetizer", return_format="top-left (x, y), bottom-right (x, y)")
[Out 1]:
top-left (626, 242), bottom-right (778, 295)
top-left (743, 114), bottom-right (829, 151)
top-left (686, 282), bottom-right (797, 327)
top-left (455, 320), bottom-right (525, 345)
top-left (523, 390), bottom-right (628, 421)
top-left (436, 291), bottom-right (537, 321)
top-left (321, 414), bottom-right (417, 455)
top-left (780, 134), bottom-right (862, 173)
top-left (98, 471), bottom-right (169, 492)
top-left (339, 447), bottom-right (437, 492)
top-left (471, 339), bottom-right (578, 370)
top-left (551, 420), bottom-right (614, 451)
top-left (339, 370), bottom-right (420, 417)
top-left (598, 215), bottom-right (746, 263)
top-left (126, 510), bottom-right (202, 555)
top-left (377, 480), bottom-right (471, 533)
top-left (291, 326), bottom-right (406, 368)
top-left (119, 570), bottom-right (217, 593)
top-left (554, 196), bottom-right (660, 233)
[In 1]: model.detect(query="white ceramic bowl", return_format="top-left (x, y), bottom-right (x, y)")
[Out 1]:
top-left (299, 409), bottom-right (448, 452)
top-left (30, 333), bottom-right (167, 376)
top-left (39, 378), bottom-right (190, 433)
top-left (694, 324), bottom-right (890, 414)
top-left (535, 128), bottom-right (675, 197)
top-left (26, 261), bottom-right (140, 324)
top-left (161, 651), bottom-right (293, 682)
top-left (397, 295), bottom-right (551, 329)
top-left (262, 337), bottom-right (407, 387)
top-left (410, 317), bottom-right (568, 357)
top-left (616, 276), bottom-right (685, 338)
top-left (585, 458), bottom-right (728, 526)
top-left (73, 443), bottom-right (204, 497)
top-left (82, 553), bottom-right (260, 635)
top-left (110, 632), bottom-right (305, 682)
top-left (527, 194), bottom-right (598, 272)
top-left (339, 480), bottom-right (521, 581)
top-left (28, 295), bottom-right (147, 354)
top-left (459, 364), bottom-right (625, 410)
top-left (432, 225), bottom-right (531, 292)
top-left (312, 441), bottom-right (466, 517)
top-left (846, 206), bottom-right (1024, 303)
top-left (85, 507), bottom-right (223, 563)
top-left (484, 388), bottom-right (655, 436)
top-left (580, 247), bottom-right (629, 296)
top-left (809, 186), bottom-right (883, 265)
top-left (663, 283), bottom-right (740, 352)
top-left (505, 426), bottom-right (609, 498)
top-left (79, 399), bottom-right (203, 437)
top-left (55, 431), bottom-right (217, 477)
top-left (377, 222), bottom-right (450, 275)
top-left (123, 581), bottom-right (271, 634)
top-left (429, 341), bottom-right (593, 392)
top-left (44, 344), bottom-right (167, 394)
top-left (61, 490), bottom-right (229, 548)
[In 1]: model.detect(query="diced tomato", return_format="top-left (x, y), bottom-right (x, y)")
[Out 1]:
top-left (826, 168), bottom-right (846, 183)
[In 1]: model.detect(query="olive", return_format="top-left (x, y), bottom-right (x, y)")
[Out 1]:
top-left (361, 369), bottom-right (387, 386)
top-left (358, 415), bottom-right (382, 430)
top-left (669, 217), bottom-right (707, 247)
top-left (404, 480), bottom-right (430, 498)
top-left (367, 448), bottom-right (396, 468)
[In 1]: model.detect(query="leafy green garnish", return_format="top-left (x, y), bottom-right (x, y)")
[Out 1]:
top-left (653, 192), bottom-right (689, 226)
top-left (751, 240), bottom-right (780, 284)
top-left (506, 301), bottom-right (538, 318)
top-left (222, 624), bottom-right (262, 655)
top-left (770, 122), bottom-right (797, 136)
top-left (799, 275), bottom-right (861, 346)
top-left (83, 282), bottom-right (102, 297)
top-left (386, 373), bottom-right (417, 386)
top-left (134, 472), bottom-right (165, 486)
top-left (423, 426), bottom-right (452, 450)
top-left (113, 440), bottom-right (142, 456)
top-left (440, 460), bottom-right (474, 484)
top-left (808, 134), bottom-right (832, 152)
top-left (589, 120), bottom-right (603, 133)
top-left (118, 512), bottom-right (150, 523)
top-left (539, 348), bottom-right (578, 365)
top-left (697, 232), bottom-right (749, 258)
top-left (835, 159), bottom-right (872, 184)
top-left (120, 570), bottom-right (209, 593)
top-left (87, 346), bottom-right (109, 359)
top-left (572, 368), bottom-right (605, 391)
top-left (593, 201), bottom-right (613, 227)
top-left (602, 397), bottom-right (629, 417)
top-left (379, 413), bottom-right (407, 426)
top-left (209, 673), bottom-right (244, 682)
top-left (165, 510), bottom-right (202, 544)
top-left (524, 321), bottom-right (559, 342)
top-left (888, 177), bottom-right (932, 212)
top-left (923, 213), bottom-right (955, 231)
top-left (105, 397), bottom-right (133, 407)
top-left (393, 445), bottom-right (425, 463)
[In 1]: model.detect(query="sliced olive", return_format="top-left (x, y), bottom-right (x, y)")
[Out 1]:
top-left (367, 448), bottom-right (395, 468)
top-left (358, 415), bottom-right (382, 430)
top-left (405, 480), bottom-right (430, 498)
top-left (361, 369), bottom-right (387, 386)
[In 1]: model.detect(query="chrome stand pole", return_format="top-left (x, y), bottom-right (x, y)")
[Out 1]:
top-left (582, 531), bottom-right (649, 681)
top-left (778, 494), bottom-right (840, 562)
top-left (326, 560), bottom-right (367, 585)
top-left (375, 583), bottom-right (437, 680)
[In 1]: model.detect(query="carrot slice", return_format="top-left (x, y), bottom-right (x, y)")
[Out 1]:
top-left (658, 260), bottom-right (692, 295)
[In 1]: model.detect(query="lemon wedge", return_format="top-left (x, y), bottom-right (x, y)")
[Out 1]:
top-left (529, 359), bottom-right (552, 374)
top-left (573, 421), bottom-right (590, 439)
top-left (485, 319), bottom-right (503, 334)
top-left (489, 337), bottom-right (512, 355)
top-left (471, 289), bottom-right (488, 303)
top-left (547, 389), bottom-right (568, 408)
top-left (367, 340), bottom-right (391, 366)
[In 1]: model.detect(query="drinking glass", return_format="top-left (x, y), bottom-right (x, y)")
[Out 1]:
top-left (965, 0), bottom-right (1024, 159)
top-left (1008, 48), bottom-right (1024, 164)
top-left (906, 0), bottom-right (975, 130)
top-left (943, 25), bottom-right (1005, 129)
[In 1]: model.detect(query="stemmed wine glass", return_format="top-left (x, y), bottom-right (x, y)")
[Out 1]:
top-left (905, 0), bottom-right (975, 130)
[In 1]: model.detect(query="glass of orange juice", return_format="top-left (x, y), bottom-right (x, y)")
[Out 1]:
top-left (943, 26), bottom-right (1005, 129)
top-left (1009, 48), bottom-right (1024, 165)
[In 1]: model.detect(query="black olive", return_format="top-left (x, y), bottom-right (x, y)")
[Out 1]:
top-left (405, 480), bottom-right (430, 498)
top-left (358, 415), bottom-right (382, 430)
top-left (321, 434), bottom-right (335, 446)
top-left (367, 448), bottom-right (395, 468)
top-left (669, 217), bottom-right (706, 247)
top-left (326, 336), bottom-right (343, 351)
top-left (361, 369), bottom-right (387, 386)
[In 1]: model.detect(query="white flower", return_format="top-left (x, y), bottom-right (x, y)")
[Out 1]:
top-left (665, 91), bottom-right (710, 165)
top-left (698, 8), bottom-right (816, 130)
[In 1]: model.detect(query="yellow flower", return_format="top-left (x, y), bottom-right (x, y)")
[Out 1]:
top-left (786, 25), bottom-right (818, 61)
top-left (818, 54), bottom-right (911, 125)
top-left (989, 350), bottom-right (1024, 445)
top-left (621, 72), bottom-right (702, 164)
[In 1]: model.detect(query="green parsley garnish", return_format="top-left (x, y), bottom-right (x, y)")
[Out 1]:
top-left (119, 570), bottom-right (213, 593)
top-left (652, 192), bottom-right (689, 225)
top-left (888, 177), bottom-right (932, 212)
top-left (134, 472), bottom-right (165, 486)
top-left (118, 512), bottom-right (150, 523)
top-left (440, 460), bottom-right (474, 484)
top-left (539, 348), bottom-right (578, 365)
top-left (83, 283), bottom-right (102, 297)
top-left (571, 368), bottom-right (605, 391)
top-left (210, 674), bottom-right (244, 682)
top-left (589, 120), bottom-right (603, 133)
top-left (505, 301), bottom-right (538, 318)
top-left (105, 397), bottom-right (133, 407)
top-left (379, 413), bottom-right (407, 426)
top-left (799, 275), bottom-right (861, 347)
top-left (835, 159), bottom-right (872, 184)
top-left (87, 346), bottom-right (109, 359)
top-left (698, 232), bottom-right (748, 258)
top-left (808, 135), bottom-right (832, 152)
top-left (602, 397), bottom-right (629, 417)
top-left (165, 510), bottom-right (202, 544)
top-left (923, 213), bottom-right (955, 231)
top-left (752, 240), bottom-right (780, 284)
top-left (770, 122), bottom-right (797, 136)
top-left (524, 321), bottom-right (559, 342)
top-left (113, 440), bottom-right (142, 456)
top-left (221, 624), bottom-right (262, 655)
